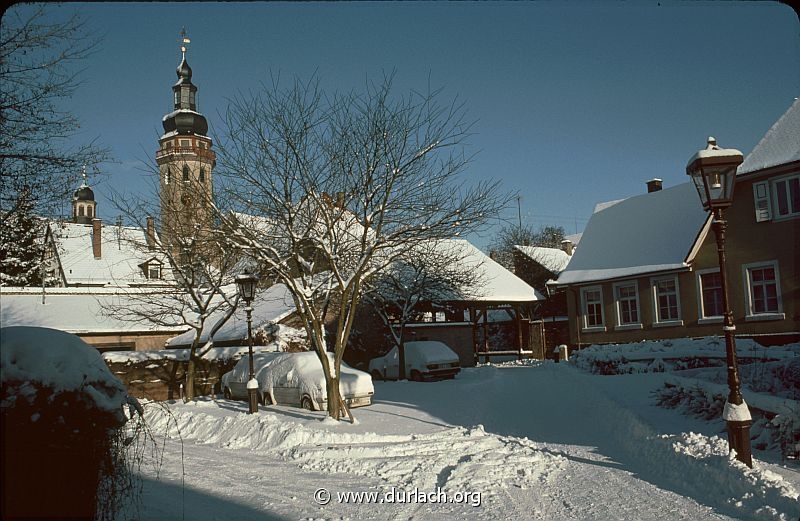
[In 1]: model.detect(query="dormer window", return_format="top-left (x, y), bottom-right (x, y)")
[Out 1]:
top-left (140, 259), bottom-right (163, 280)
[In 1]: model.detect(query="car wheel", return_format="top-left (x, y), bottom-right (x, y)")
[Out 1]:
top-left (409, 370), bottom-right (422, 382)
top-left (262, 392), bottom-right (273, 406)
top-left (223, 387), bottom-right (232, 399)
top-left (301, 396), bottom-right (315, 411)
top-left (370, 370), bottom-right (383, 381)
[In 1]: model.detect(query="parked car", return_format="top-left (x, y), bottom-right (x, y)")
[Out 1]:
top-left (220, 352), bottom-right (374, 410)
top-left (369, 341), bottom-right (461, 381)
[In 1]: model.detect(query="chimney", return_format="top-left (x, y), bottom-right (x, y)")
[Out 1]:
top-left (92, 218), bottom-right (102, 259)
top-left (335, 192), bottom-right (345, 209)
top-left (560, 239), bottom-right (573, 256)
top-left (146, 216), bottom-right (155, 251)
top-left (647, 178), bottom-right (663, 193)
top-left (489, 249), bottom-right (497, 260)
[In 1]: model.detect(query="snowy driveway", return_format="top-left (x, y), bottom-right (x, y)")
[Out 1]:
top-left (132, 362), bottom-right (798, 520)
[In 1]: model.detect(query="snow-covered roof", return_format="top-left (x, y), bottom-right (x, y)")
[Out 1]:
top-left (593, 198), bottom-right (627, 214)
top-left (47, 221), bottom-right (173, 287)
top-left (440, 239), bottom-right (542, 302)
top-left (514, 245), bottom-right (571, 275)
top-left (557, 182), bottom-right (708, 286)
top-left (564, 232), bottom-right (582, 246)
top-left (739, 98), bottom-right (800, 175)
top-left (0, 288), bottom-right (189, 334)
top-left (166, 283), bottom-right (297, 347)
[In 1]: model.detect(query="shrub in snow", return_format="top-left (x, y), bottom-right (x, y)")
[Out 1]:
top-left (1, 326), bottom-right (138, 520)
top-left (655, 382), bottom-right (800, 461)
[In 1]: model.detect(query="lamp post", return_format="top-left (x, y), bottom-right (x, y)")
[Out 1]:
top-left (236, 272), bottom-right (260, 414)
top-left (686, 137), bottom-right (752, 468)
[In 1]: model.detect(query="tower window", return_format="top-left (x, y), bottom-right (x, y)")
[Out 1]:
top-left (78, 206), bottom-right (84, 217)
top-left (199, 167), bottom-right (205, 182)
top-left (183, 165), bottom-right (189, 182)
top-left (165, 168), bottom-right (171, 185)
top-left (88, 206), bottom-right (93, 218)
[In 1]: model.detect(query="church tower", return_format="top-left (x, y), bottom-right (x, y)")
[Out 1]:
top-left (72, 166), bottom-right (97, 224)
top-left (155, 29), bottom-right (215, 250)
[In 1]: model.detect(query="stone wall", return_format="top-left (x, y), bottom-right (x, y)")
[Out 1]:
top-left (106, 357), bottom-right (237, 401)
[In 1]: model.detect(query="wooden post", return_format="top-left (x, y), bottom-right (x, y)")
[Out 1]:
top-left (516, 306), bottom-right (523, 359)
top-left (470, 305), bottom-right (478, 365)
top-left (482, 306), bottom-right (489, 357)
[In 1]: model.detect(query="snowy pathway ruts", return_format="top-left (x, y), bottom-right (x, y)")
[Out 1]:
top-left (135, 363), bottom-right (797, 520)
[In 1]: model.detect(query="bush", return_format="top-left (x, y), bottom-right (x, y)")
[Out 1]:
top-left (1, 327), bottom-right (140, 520)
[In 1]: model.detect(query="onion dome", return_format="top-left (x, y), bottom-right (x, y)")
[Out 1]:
top-left (176, 56), bottom-right (193, 85)
top-left (162, 109), bottom-right (208, 136)
top-left (73, 185), bottom-right (95, 202)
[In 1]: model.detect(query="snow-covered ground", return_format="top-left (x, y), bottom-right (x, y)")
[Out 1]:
top-left (124, 360), bottom-right (799, 521)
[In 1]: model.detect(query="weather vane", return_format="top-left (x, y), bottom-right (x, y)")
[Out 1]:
top-left (179, 27), bottom-right (190, 57)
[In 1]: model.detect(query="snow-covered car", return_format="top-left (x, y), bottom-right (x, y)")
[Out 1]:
top-left (369, 341), bottom-right (461, 381)
top-left (220, 352), bottom-right (374, 410)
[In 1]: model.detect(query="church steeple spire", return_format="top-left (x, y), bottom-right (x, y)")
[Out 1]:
top-left (163, 27), bottom-right (208, 137)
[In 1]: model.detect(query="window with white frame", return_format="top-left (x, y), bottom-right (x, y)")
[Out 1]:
top-left (752, 175), bottom-right (800, 222)
top-left (698, 270), bottom-right (723, 318)
top-left (581, 287), bottom-right (604, 329)
top-left (744, 262), bottom-right (781, 316)
top-left (148, 265), bottom-right (161, 280)
top-left (653, 277), bottom-right (680, 323)
top-left (614, 282), bottom-right (640, 325)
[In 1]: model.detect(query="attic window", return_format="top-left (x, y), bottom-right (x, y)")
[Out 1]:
top-left (147, 264), bottom-right (161, 280)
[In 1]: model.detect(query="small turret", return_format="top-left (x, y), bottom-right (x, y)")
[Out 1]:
top-left (72, 166), bottom-right (97, 224)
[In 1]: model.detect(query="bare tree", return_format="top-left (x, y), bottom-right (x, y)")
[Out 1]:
top-left (0, 5), bottom-right (108, 221)
top-left (363, 239), bottom-right (485, 380)
top-left (216, 76), bottom-right (510, 420)
top-left (105, 182), bottom-right (243, 401)
top-left (490, 223), bottom-right (566, 270)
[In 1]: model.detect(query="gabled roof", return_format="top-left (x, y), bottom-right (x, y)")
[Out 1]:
top-left (739, 98), bottom-right (800, 175)
top-left (557, 182), bottom-right (708, 285)
top-left (514, 245), bottom-right (571, 275)
top-left (442, 239), bottom-right (543, 302)
top-left (165, 283), bottom-right (296, 347)
top-left (47, 221), bottom-right (173, 287)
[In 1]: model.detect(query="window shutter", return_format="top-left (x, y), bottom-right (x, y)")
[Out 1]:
top-left (752, 181), bottom-right (771, 222)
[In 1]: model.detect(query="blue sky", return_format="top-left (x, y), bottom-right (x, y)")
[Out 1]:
top-left (12, 2), bottom-right (799, 249)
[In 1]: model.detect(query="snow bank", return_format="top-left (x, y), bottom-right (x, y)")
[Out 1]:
top-left (1, 326), bottom-right (127, 414)
top-left (573, 337), bottom-right (799, 374)
top-left (579, 372), bottom-right (800, 520)
top-left (145, 399), bottom-right (565, 496)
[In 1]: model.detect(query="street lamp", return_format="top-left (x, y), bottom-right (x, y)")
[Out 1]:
top-left (235, 271), bottom-right (260, 414)
top-left (686, 136), bottom-right (752, 468)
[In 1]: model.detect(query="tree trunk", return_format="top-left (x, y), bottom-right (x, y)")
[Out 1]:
top-left (398, 326), bottom-right (407, 381)
top-left (326, 375), bottom-right (341, 419)
top-left (184, 357), bottom-right (196, 402)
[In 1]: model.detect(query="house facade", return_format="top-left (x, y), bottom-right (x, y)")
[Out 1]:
top-left (557, 99), bottom-right (799, 347)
